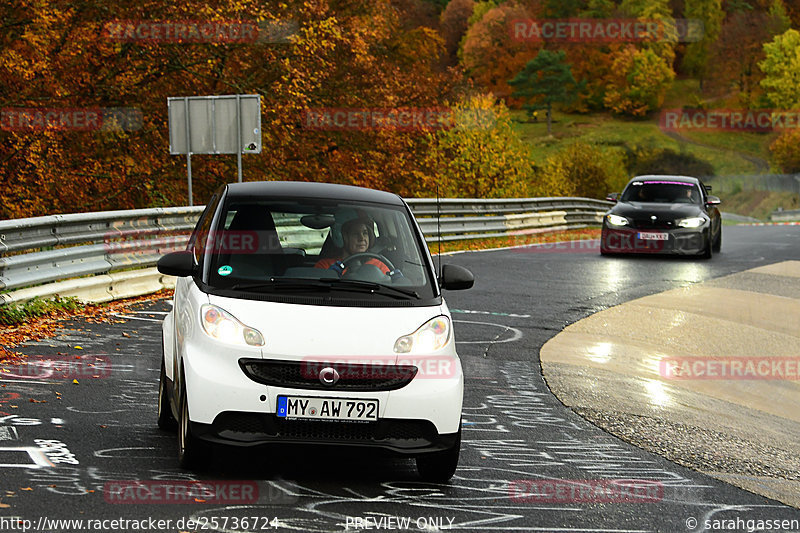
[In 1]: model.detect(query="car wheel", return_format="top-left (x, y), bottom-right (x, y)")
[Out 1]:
top-left (178, 378), bottom-right (207, 469)
top-left (157, 358), bottom-right (176, 430)
top-left (712, 228), bottom-right (721, 253)
top-left (416, 427), bottom-right (461, 482)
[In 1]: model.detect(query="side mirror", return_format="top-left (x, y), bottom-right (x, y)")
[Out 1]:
top-left (157, 250), bottom-right (196, 277)
top-left (440, 264), bottom-right (474, 291)
top-left (706, 195), bottom-right (721, 206)
top-left (606, 192), bottom-right (619, 203)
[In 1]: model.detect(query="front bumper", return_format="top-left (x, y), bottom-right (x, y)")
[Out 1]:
top-left (181, 339), bottom-right (464, 446)
top-left (601, 226), bottom-right (709, 255)
top-left (191, 413), bottom-right (459, 453)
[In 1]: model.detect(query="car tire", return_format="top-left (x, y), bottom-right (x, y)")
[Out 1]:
top-left (416, 427), bottom-right (461, 483)
top-left (157, 358), bottom-right (176, 430)
top-left (178, 378), bottom-right (208, 469)
top-left (712, 228), bottom-right (721, 253)
top-left (700, 238), bottom-right (712, 259)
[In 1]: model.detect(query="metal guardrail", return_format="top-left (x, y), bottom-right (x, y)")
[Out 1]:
top-left (0, 197), bottom-right (610, 304)
top-left (770, 208), bottom-right (800, 222)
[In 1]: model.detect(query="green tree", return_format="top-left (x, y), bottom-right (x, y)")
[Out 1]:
top-left (538, 142), bottom-right (628, 199)
top-left (581, 0), bottom-right (617, 18)
top-left (508, 49), bottom-right (584, 135)
top-left (767, 0), bottom-right (791, 33)
top-left (682, 0), bottom-right (724, 80)
top-left (759, 29), bottom-right (800, 109)
top-left (410, 94), bottom-right (548, 198)
top-left (603, 46), bottom-right (675, 116)
top-left (543, 0), bottom-right (582, 17)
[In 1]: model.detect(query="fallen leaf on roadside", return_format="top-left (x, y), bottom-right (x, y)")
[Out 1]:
top-left (72, 379), bottom-right (79, 384)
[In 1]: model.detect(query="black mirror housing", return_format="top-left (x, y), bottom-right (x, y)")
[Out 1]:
top-left (606, 192), bottom-right (619, 203)
top-left (440, 264), bottom-right (474, 291)
top-left (157, 250), bottom-right (196, 277)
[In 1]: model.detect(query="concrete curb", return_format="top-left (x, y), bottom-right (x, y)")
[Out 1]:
top-left (541, 260), bottom-right (800, 508)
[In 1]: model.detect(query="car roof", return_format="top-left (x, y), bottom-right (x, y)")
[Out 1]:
top-left (628, 175), bottom-right (701, 185)
top-left (223, 181), bottom-right (405, 205)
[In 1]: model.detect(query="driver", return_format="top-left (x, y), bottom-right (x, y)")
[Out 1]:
top-left (314, 217), bottom-right (392, 275)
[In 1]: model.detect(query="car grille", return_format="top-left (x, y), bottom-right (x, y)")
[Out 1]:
top-left (239, 359), bottom-right (417, 391)
top-left (212, 412), bottom-right (437, 442)
top-left (630, 218), bottom-right (674, 230)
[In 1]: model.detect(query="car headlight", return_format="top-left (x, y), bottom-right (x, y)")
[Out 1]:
top-left (394, 316), bottom-right (451, 354)
top-left (200, 304), bottom-right (265, 346)
top-left (677, 216), bottom-right (706, 228)
top-left (606, 214), bottom-right (629, 227)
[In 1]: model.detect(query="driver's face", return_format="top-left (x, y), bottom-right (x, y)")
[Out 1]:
top-left (343, 223), bottom-right (370, 255)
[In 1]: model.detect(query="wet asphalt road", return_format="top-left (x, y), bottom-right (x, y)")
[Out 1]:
top-left (1, 224), bottom-right (800, 533)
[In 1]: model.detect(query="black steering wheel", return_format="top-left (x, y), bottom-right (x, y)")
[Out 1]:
top-left (342, 252), bottom-right (396, 273)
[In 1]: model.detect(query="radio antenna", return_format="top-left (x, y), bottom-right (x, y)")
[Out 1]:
top-left (436, 183), bottom-right (442, 281)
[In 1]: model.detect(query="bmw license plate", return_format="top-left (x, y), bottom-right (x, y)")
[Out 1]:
top-left (276, 396), bottom-right (378, 421)
top-left (637, 232), bottom-right (668, 241)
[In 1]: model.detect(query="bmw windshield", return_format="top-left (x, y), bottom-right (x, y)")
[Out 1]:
top-left (196, 197), bottom-right (438, 303)
top-left (620, 180), bottom-right (702, 204)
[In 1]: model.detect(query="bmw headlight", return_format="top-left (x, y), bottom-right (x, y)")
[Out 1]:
top-left (677, 216), bottom-right (706, 228)
top-left (394, 316), bottom-right (451, 354)
top-left (606, 214), bottom-right (629, 227)
top-left (200, 304), bottom-right (265, 346)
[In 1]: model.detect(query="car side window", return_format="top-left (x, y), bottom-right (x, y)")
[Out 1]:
top-left (189, 192), bottom-right (222, 266)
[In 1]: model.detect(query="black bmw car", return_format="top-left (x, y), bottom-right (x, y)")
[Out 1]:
top-left (600, 175), bottom-right (722, 258)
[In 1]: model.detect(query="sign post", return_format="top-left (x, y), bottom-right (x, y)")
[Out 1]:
top-left (168, 95), bottom-right (261, 206)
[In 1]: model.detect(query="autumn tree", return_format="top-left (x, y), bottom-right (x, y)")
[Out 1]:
top-left (769, 129), bottom-right (800, 173)
top-left (461, 2), bottom-right (538, 98)
top-left (705, 9), bottom-right (785, 105)
top-left (409, 94), bottom-right (545, 198)
top-left (0, 0), bottom-right (463, 218)
top-left (537, 142), bottom-right (628, 199)
top-left (759, 29), bottom-right (800, 109)
top-left (603, 46), bottom-right (675, 116)
top-left (440, 0), bottom-right (476, 66)
top-left (681, 0), bottom-right (725, 81)
top-left (508, 50), bottom-right (583, 134)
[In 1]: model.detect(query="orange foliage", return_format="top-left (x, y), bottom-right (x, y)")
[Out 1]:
top-left (461, 2), bottom-right (540, 100)
top-left (0, 0), bottom-right (461, 219)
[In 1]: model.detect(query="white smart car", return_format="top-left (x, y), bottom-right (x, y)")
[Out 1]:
top-left (156, 181), bottom-right (473, 481)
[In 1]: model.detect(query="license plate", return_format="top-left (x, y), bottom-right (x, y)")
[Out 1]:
top-left (276, 396), bottom-right (378, 421)
top-left (637, 232), bottom-right (668, 241)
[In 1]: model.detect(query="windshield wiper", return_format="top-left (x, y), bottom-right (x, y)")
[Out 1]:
top-left (229, 278), bottom-right (332, 292)
top-left (324, 279), bottom-right (420, 299)
top-left (227, 277), bottom-right (420, 299)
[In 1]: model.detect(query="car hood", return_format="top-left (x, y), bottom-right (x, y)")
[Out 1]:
top-left (207, 293), bottom-right (450, 362)
top-left (609, 202), bottom-right (704, 221)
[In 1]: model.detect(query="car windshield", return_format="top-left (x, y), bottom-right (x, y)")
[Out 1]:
top-left (199, 197), bottom-right (435, 300)
top-left (620, 180), bottom-right (701, 204)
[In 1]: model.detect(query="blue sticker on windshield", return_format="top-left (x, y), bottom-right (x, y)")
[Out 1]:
top-left (218, 265), bottom-right (233, 276)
